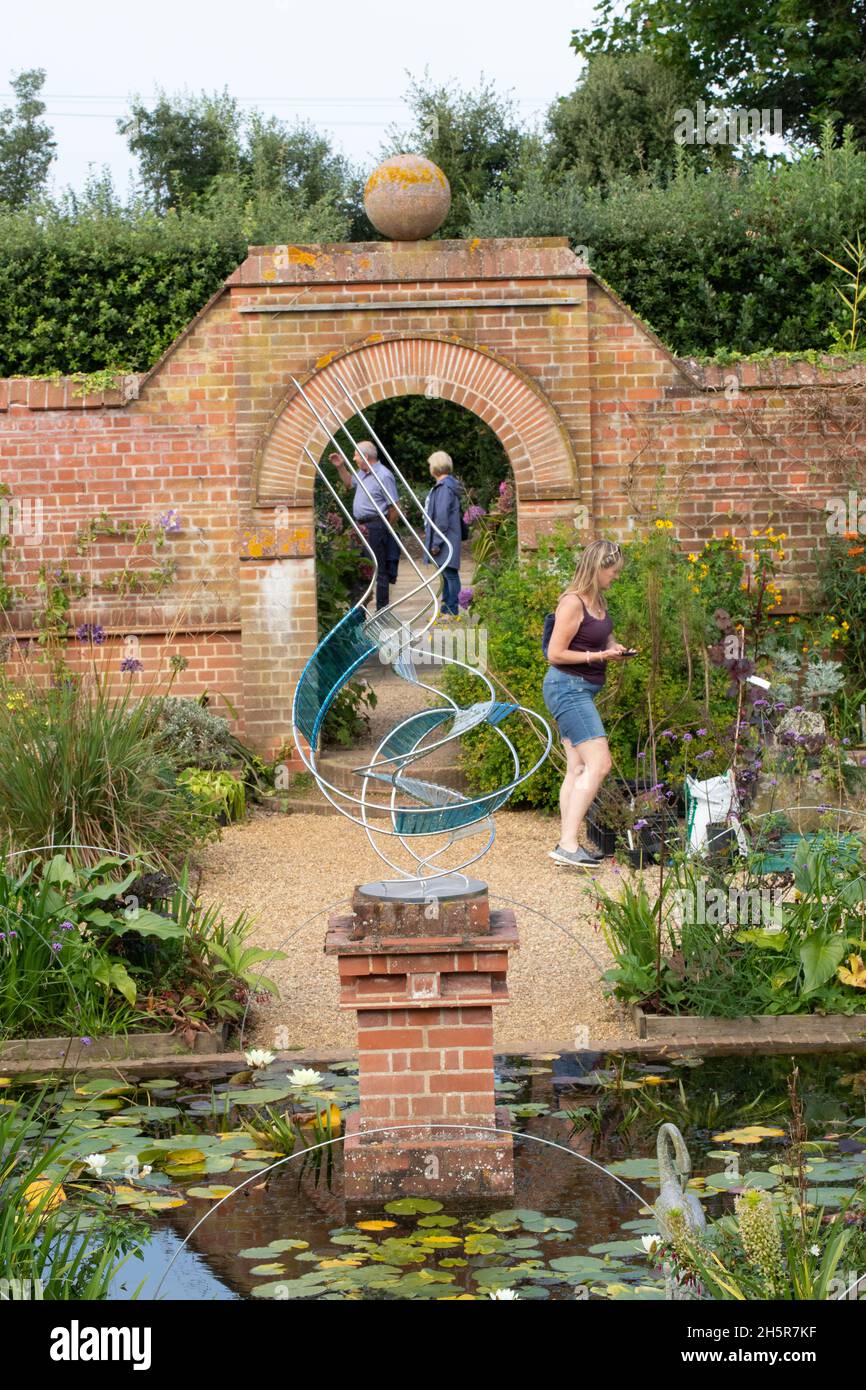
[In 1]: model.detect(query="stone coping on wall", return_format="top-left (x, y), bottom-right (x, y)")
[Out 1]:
top-left (3, 356), bottom-right (863, 414)
top-left (0, 374), bottom-right (144, 410)
top-left (3, 1032), bottom-right (864, 1077)
top-left (226, 237), bottom-right (585, 288)
top-left (680, 356), bottom-right (866, 390)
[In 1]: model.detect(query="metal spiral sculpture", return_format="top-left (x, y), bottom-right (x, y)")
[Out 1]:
top-left (291, 373), bottom-right (552, 893)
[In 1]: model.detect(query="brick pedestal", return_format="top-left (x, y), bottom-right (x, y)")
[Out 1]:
top-left (325, 883), bottom-right (517, 1200)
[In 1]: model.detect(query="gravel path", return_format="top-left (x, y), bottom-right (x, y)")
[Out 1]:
top-left (195, 808), bottom-right (634, 1053)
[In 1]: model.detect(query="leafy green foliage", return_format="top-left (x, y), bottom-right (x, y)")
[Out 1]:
top-left (177, 768), bottom-right (246, 823)
top-left (466, 129), bottom-right (866, 355)
top-left (0, 177), bottom-right (348, 376)
top-left (155, 696), bottom-right (237, 771)
top-left (571, 1), bottom-right (866, 146)
top-left (599, 831), bottom-right (866, 1016)
top-left (0, 69), bottom-right (55, 209)
top-left (547, 52), bottom-right (707, 188)
top-left (0, 682), bottom-right (211, 870)
top-left (382, 74), bottom-right (535, 236)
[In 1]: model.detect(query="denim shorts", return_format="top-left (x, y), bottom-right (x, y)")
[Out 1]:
top-left (542, 666), bottom-right (607, 746)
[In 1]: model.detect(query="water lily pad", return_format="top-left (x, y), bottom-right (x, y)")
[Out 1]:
top-left (76, 1080), bottom-right (134, 1096)
top-left (383, 1198), bottom-right (443, 1215)
top-left (160, 1147), bottom-right (206, 1166)
top-left (186, 1185), bottom-right (235, 1200)
top-left (712, 1125), bottom-right (786, 1144)
top-left (520, 1215), bottom-right (577, 1233)
top-left (549, 1255), bottom-right (620, 1274)
top-left (226, 1086), bottom-right (292, 1105)
top-left (250, 1262), bottom-right (286, 1275)
top-left (605, 1158), bottom-right (659, 1178)
top-left (416, 1215), bottom-right (458, 1228)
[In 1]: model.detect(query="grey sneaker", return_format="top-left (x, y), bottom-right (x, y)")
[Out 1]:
top-left (549, 844), bottom-right (600, 868)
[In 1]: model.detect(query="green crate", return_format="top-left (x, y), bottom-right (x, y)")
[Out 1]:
top-left (751, 830), bottom-right (862, 874)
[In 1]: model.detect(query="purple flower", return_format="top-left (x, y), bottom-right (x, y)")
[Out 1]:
top-left (60, 920), bottom-right (75, 931)
top-left (633, 818), bottom-right (649, 830)
top-left (660, 729), bottom-right (675, 739)
top-left (463, 505), bottom-right (486, 525)
top-left (458, 587), bottom-right (474, 610)
top-left (637, 750), bottom-right (647, 758)
top-left (81, 1037), bottom-right (92, 1046)
top-left (159, 509), bottom-right (182, 533)
top-left (76, 623), bottom-right (106, 645)
top-left (696, 728), bottom-right (708, 737)
top-left (682, 732), bottom-right (693, 742)
top-left (120, 657), bottom-right (144, 674)
top-left (50, 942), bottom-right (62, 952)
top-left (753, 698), bottom-right (770, 708)
top-left (695, 749), bottom-right (714, 760)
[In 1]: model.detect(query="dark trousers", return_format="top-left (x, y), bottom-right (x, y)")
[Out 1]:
top-left (364, 520), bottom-right (392, 610)
top-left (441, 565), bottom-right (461, 615)
top-left (386, 531), bottom-right (400, 584)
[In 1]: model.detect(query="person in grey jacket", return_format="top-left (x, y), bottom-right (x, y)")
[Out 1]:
top-left (424, 450), bottom-right (463, 616)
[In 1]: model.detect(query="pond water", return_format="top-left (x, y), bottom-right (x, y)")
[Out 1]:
top-left (12, 1050), bottom-right (866, 1300)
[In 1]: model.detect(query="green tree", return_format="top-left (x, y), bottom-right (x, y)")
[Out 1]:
top-left (383, 74), bottom-right (532, 235)
top-left (241, 114), bottom-right (362, 229)
top-left (571, 0), bottom-right (866, 147)
top-left (118, 89), bottom-right (242, 209)
top-left (0, 69), bottom-right (55, 208)
top-left (547, 51), bottom-right (706, 186)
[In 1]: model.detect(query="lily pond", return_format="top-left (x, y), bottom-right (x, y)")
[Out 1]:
top-left (6, 1051), bottom-right (866, 1301)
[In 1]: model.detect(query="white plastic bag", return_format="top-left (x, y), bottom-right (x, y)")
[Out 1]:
top-left (685, 769), bottom-right (748, 855)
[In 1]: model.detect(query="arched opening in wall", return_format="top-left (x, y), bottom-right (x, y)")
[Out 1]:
top-left (311, 394), bottom-right (517, 751)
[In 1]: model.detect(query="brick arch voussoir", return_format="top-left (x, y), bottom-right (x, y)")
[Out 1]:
top-left (254, 333), bottom-right (576, 506)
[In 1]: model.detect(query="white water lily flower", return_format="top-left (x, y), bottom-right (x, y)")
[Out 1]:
top-left (288, 1068), bottom-right (323, 1088)
top-left (140, 1165), bottom-right (153, 1178)
top-left (488, 1288), bottom-right (519, 1299)
top-left (84, 1153), bottom-right (108, 1176)
top-left (641, 1233), bottom-right (663, 1255)
top-left (809, 1244), bottom-right (821, 1257)
top-left (245, 1049), bottom-right (275, 1069)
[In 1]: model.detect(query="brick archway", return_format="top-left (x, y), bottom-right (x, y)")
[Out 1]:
top-left (254, 334), bottom-right (578, 507)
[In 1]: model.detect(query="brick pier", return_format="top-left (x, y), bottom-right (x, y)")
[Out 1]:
top-left (325, 881), bottom-right (516, 1200)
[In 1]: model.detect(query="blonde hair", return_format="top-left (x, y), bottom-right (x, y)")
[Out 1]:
top-left (428, 450), bottom-right (453, 475)
top-left (564, 539), bottom-right (623, 610)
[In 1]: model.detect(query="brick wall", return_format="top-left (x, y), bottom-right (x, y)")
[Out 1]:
top-left (1, 237), bottom-right (862, 755)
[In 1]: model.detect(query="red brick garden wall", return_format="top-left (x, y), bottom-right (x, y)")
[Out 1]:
top-left (0, 237), bottom-right (862, 756)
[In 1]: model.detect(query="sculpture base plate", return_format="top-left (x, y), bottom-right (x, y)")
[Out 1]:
top-left (356, 875), bottom-right (487, 904)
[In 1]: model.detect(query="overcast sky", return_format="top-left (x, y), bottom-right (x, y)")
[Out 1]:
top-left (3, 0), bottom-right (592, 197)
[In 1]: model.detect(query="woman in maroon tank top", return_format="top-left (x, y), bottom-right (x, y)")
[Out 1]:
top-left (542, 539), bottom-right (629, 868)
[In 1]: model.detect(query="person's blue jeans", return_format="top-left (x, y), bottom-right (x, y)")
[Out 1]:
top-left (441, 566), bottom-right (460, 616)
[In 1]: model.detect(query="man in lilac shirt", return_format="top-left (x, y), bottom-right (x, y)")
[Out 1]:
top-left (329, 441), bottom-right (399, 610)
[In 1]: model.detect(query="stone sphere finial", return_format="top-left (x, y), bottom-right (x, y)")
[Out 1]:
top-left (363, 154), bottom-right (451, 240)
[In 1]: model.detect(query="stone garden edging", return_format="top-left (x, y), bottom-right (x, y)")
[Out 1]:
top-left (632, 1005), bottom-right (866, 1051)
